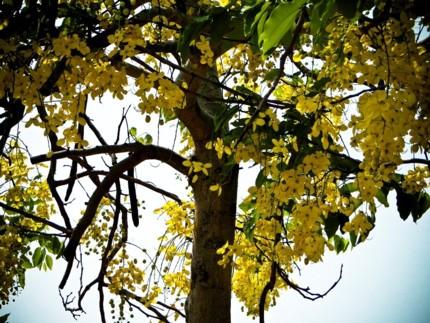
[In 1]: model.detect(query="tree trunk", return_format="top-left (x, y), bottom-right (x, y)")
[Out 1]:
top-left (188, 154), bottom-right (238, 323)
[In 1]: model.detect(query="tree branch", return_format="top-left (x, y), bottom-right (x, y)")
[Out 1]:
top-left (54, 170), bottom-right (182, 204)
top-left (0, 201), bottom-right (70, 234)
top-left (31, 143), bottom-right (187, 175)
top-left (62, 146), bottom-right (186, 263)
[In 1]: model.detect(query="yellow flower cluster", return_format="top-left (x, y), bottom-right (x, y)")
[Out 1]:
top-left (402, 167), bottom-right (429, 194)
top-left (0, 228), bottom-right (26, 305)
top-left (296, 95), bottom-right (320, 114)
top-left (182, 159), bottom-right (212, 183)
top-left (107, 249), bottom-right (145, 294)
top-left (107, 24), bottom-right (147, 59)
top-left (205, 138), bottom-right (232, 159)
top-left (155, 201), bottom-right (194, 239)
top-left (342, 211), bottom-right (373, 237)
top-left (193, 35), bottom-right (214, 66)
top-left (52, 34), bottom-right (90, 57)
top-left (136, 72), bottom-right (185, 114)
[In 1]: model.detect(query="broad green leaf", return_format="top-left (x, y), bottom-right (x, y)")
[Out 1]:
top-left (263, 68), bottom-right (281, 81)
top-left (324, 212), bottom-right (349, 238)
top-left (412, 191), bottom-right (430, 222)
top-left (259, 0), bottom-right (308, 55)
top-left (243, 0), bottom-right (265, 36)
top-left (243, 211), bottom-right (260, 241)
top-left (333, 235), bottom-right (349, 253)
top-left (339, 182), bottom-right (358, 195)
top-left (375, 189), bottom-right (389, 207)
top-left (349, 231), bottom-right (358, 247)
top-left (324, 213), bottom-right (340, 238)
top-left (335, 0), bottom-right (362, 20)
top-left (32, 247), bottom-right (46, 267)
top-left (395, 187), bottom-right (419, 221)
top-left (45, 254), bottom-right (53, 270)
top-left (50, 237), bottom-right (63, 255)
top-left (22, 255), bottom-right (33, 269)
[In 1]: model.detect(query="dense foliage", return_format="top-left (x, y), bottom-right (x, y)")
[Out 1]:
top-left (0, 0), bottom-right (429, 322)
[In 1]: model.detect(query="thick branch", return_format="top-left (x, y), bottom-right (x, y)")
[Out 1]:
top-left (31, 143), bottom-right (187, 175)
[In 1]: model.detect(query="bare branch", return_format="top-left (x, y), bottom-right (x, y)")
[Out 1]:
top-left (259, 262), bottom-right (277, 323)
top-left (54, 170), bottom-right (182, 204)
top-left (0, 201), bottom-right (70, 234)
top-left (277, 264), bottom-right (343, 301)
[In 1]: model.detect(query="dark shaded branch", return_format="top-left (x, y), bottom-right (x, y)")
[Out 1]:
top-left (157, 301), bottom-right (186, 318)
top-left (81, 114), bottom-right (108, 146)
top-left (401, 158), bottom-right (430, 166)
top-left (277, 264), bottom-right (343, 301)
top-left (31, 144), bottom-right (187, 175)
top-left (259, 262), bottom-right (277, 323)
top-left (0, 201), bottom-right (70, 234)
top-left (120, 289), bottom-right (170, 322)
top-left (54, 170), bottom-right (182, 204)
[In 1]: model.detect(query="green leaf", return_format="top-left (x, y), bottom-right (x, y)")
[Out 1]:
top-left (255, 169), bottom-right (266, 187)
top-left (45, 255), bottom-right (53, 270)
top-left (375, 184), bottom-right (390, 207)
top-left (243, 211), bottom-right (260, 241)
top-left (214, 105), bottom-right (239, 132)
top-left (324, 212), bottom-right (349, 238)
top-left (333, 235), bottom-right (349, 253)
top-left (339, 182), bottom-right (358, 195)
top-left (330, 155), bottom-right (360, 175)
top-left (51, 237), bottom-right (63, 255)
top-left (324, 213), bottom-right (340, 238)
top-left (239, 200), bottom-right (254, 213)
top-left (259, 0), bottom-right (307, 55)
top-left (243, 0), bottom-right (265, 36)
top-left (310, 0), bottom-right (336, 46)
top-left (0, 313), bottom-right (10, 323)
top-left (177, 15), bottom-right (211, 61)
top-left (395, 187), bottom-right (419, 221)
top-left (349, 231), bottom-right (358, 247)
top-left (22, 255), bottom-right (33, 269)
top-left (263, 68), bottom-right (281, 81)
top-left (129, 127), bottom-right (137, 138)
top-left (335, 0), bottom-right (362, 20)
top-left (412, 191), bottom-right (430, 222)
top-left (32, 247), bottom-right (46, 267)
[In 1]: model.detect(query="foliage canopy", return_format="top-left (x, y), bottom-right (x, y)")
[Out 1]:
top-left (0, 0), bottom-right (429, 322)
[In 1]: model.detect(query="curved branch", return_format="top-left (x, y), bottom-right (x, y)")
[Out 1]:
top-left (55, 170), bottom-right (182, 204)
top-left (62, 146), bottom-right (186, 263)
top-left (277, 264), bottom-right (343, 301)
top-left (31, 143), bottom-right (187, 175)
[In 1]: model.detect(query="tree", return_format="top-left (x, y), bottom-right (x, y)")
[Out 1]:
top-left (0, 0), bottom-right (429, 322)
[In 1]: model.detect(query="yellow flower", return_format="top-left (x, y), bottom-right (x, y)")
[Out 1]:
top-left (210, 184), bottom-right (222, 196)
